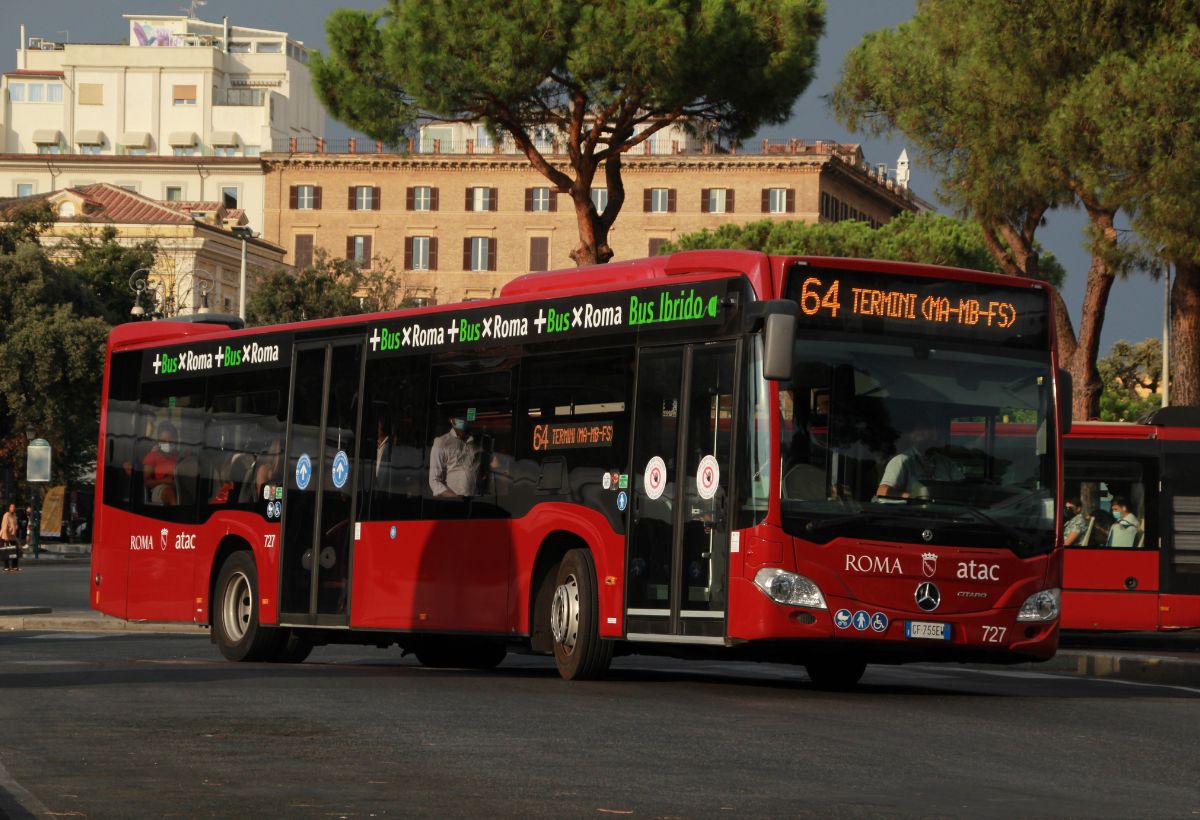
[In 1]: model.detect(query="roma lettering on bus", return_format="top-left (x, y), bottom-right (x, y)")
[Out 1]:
top-left (245, 342), bottom-right (279, 364)
top-left (181, 350), bottom-right (213, 372)
top-left (486, 314), bottom-right (527, 339)
top-left (130, 534), bottom-right (154, 551)
top-left (584, 303), bottom-right (622, 328)
top-left (408, 323), bottom-right (445, 347)
top-left (845, 553), bottom-right (903, 575)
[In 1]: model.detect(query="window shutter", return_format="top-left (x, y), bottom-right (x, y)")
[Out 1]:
top-left (530, 236), bottom-right (549, 271)
top-left (313, 186), bottom-right (322, 210)
top-left (701, 189), bottom-right (710, 213)
top-left (727, 189), bottom-right (735, 213)
top-left (431, 187), bottom-right (439, 211)
top-left (294, 234), bottom-right (313, 268)
top-left (490, 187), bottom-right (498, 211)
top-left (548, 189), bottom-right (557, 212)
top-left (787, 189), bottom-right (796, 213)
top-left (466, 187), bottom-right (473, 211)
top-left (363, 236), bottom-right (372, 264)
top-left (463, 237), bottom-right (472, 270)
top-left (406, 187), bottom-right (415, 211)
top-left (668, 189), bottom-right (676, 213)
top-left (346, 236), bottom-right (355, 260)
top-left (525, 188), bottom-right (533, 212)
top-left (373, 187), bottom-right (381, 210)
top-left (488, 237), bottom-right (497, 271)
top-left (404, 237), bottom-right (413, 270)
top-left (288, 185), bottom-right (298, 209)
top-left (348, 186), bottom-right (356, 210)
top-left (761, 189), bottom-right (769, 212)
top-left (429, 237), bottom-right (438, 271)
top-left (643, 189), bottom-right (652, 212)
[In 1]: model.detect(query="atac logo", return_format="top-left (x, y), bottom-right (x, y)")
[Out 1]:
top-left (159, 527), bottom-right (169, 550)
top-left (922, 552), bottom-right (938, 578)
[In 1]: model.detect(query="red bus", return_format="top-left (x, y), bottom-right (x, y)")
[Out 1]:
top-left (1063, 408), bottom-right (1200, 631)
top-left (92, 251), bottom-right (1068, 686)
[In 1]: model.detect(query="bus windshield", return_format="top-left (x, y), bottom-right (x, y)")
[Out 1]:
top-left (779, 336), bottom-right (1056, 555)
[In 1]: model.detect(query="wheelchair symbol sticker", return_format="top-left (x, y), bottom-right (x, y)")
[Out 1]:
top-left (295, 454), bottom-right (312, 490)
top-left (871, 612), bottom-right (889, 632)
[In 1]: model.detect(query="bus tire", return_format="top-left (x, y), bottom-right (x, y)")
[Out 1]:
top-left (270, 630), bottom-right (313, 664)
top-left (550, 548), bottom-right (612, 681)
top-left (805, 658), bottom-right (867, 690)
top-left (414, 637), bottom-right (507, 670)
top-left (213, 551), bottom-right (283, 662)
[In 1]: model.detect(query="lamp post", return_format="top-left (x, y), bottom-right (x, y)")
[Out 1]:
top-left (231, 225), bottom-right (258, 321)
top-left (25, 424), bottom-right (50, 560)
top-left (128, 267), bottom-right (157, 319)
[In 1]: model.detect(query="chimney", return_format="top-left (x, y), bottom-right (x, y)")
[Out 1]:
top-left (223, 16), bottom-right (229, 53)
top-left (18, 25), bottom-right (26, 70)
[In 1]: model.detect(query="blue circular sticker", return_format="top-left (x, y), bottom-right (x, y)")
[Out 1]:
top-left (871, 612), bottom-right (889, 633)
top-left (295, 453), bottom-right (312, 490)
top-left (853, 610), bottom-right (871, 631)
top-left (617, 491), bottom-right (628, 512)
top-left (331, 450), bottom-right (350, 489)
top-left (834, 609), bottom-right (853, 629)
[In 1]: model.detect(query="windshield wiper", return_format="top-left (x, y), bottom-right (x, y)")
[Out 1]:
top-left (905, 497), bottom-right (1032, 553)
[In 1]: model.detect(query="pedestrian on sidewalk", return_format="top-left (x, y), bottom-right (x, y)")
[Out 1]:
top-left (1, 502), bottom-right (20, 571)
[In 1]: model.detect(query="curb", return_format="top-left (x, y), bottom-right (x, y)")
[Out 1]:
top-left (0, 614), bottom-right (205, 635)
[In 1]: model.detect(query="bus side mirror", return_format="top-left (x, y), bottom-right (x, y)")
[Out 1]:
top-left (745, 299), bottom-right (796, 381)
top-left (1057, 369), bottom-right (1072, 436)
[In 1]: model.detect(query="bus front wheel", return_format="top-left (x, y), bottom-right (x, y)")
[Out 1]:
top-left (550, 549), bottom-right (612, 681)
top-left (214, 551), bottom-right (283, 662)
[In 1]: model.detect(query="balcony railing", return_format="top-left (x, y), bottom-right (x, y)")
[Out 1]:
top-left (214, 88), bottom-right (265, 106)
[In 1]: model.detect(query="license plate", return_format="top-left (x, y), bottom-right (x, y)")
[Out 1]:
top-left (906, 620), bottom-right (951, 640)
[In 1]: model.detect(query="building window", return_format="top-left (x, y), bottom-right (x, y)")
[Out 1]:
top-left (37, 144), bottom-right (63, 155)
top-left (591, 188), bottom-right (608, 215)
top-left (347, 235), bottom-right (373, 267)
top-left (351, 185), bottom-right (379, 210)
top-left (289, 185), bottom-right (321, 210)
top-left (475, 125), bottom-right (492, 151)
top-left (529, 236), bottom-right (550, 272)
top-left (221, 186), bottom-right (240, 208)
top-left (648, 238), bottom-right (668, 256)
top-left (79, 144), bottom-right (102, 155)
top-left (46, 83), bottom-right (62, 103)
top-left (243, 146), bottom-right (261, 157)
top-left (78, 83), bottom-right (103, 105)
top-left (256, 41), bottom-right (283, 53)
top-left (645, 188), bottom-right (675, 213)
top-left (464, 236), bottom-right (496, 271)
top-left (214, 146), bottom-right (236, 157)
top-left (165, 186), bottom-right (183, 202)
top-left (763, 187), bottom-right (795, 214)
top-left (173, 146), bottom-right (197, 157)
top-left (294, 234), bottom-right (314, 269)
top-left (126, 146), bottom-right (147, 157)
top-left (407, 186), bottom-right (437, 211)
top-left (173, 84), bottom-right (197, 106)
top-left (229, 41), bottom-right (251, 53)
top-left (526, 187), bottom-right (555, 213)
top-left (406, 236), bottom-right (437, 271)
top-left (702, 188), bottom-right (733, 214)
top-left (8, 83), bottom-right (24, 102)
top-left (467, 186), bottom-right (496, 212)
top-left (15, 183), bottom-right (33, 198)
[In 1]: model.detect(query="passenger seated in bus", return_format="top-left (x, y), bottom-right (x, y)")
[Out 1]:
top-left (1106, 496), bottom-right (1141, 547)
top-left (141, 421), bottom-right (180, 505)
top-left (429, 415), bottom-right (482, 497)
top-left (1063, 497), bottom-right (1089, 546)
top-left (875, 416), bottom-right (964, 499)
top-left (252, 438), bottom-right (283, 501)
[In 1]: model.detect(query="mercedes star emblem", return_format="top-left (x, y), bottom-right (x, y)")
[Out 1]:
top-left (915, 581), bottom-right (941, 612)
top-left (921, 528), bottom-right (934, 542)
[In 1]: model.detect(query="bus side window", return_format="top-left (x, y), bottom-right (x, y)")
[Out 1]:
top-left (103, 352), bottom-right (141, 508)
top-left (356, 355), bottom-right (430, 522)
top-left (132, 377), bottom-right (205, 521)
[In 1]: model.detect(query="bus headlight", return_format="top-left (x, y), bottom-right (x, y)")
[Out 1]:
top-left (753, 568), bottom-right (827, 609)
top-left (1016, 588), bottom-right (1060, 622)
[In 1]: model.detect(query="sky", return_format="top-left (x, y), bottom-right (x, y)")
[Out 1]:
top-left (3, 0), bottom-right (1167, 354)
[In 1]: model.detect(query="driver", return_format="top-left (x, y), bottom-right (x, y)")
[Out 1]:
top-left (875, 416), bottom-right (964, 499)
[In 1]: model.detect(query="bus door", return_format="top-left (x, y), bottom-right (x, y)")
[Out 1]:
top-left (279, 337), bottom-right (364, 626)
top-left (626, 341), bottom-right (738, 643)
top-left (1159, 446), bottom-right (1200, 629)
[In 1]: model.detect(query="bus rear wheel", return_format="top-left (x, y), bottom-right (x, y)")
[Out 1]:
top-left (550, 549), bottom-right (612, 681)
top-left (214, 551), bottom-right (284, 662)
top-left (805, 658), bottom-right (868, 690)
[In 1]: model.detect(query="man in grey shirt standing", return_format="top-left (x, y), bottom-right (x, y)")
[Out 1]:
top-left (429, 415), bottom-right (482, 497)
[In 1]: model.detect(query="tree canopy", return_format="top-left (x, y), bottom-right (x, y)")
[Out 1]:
top-left (663, 212), bottom-right (1066, 285)
top-left (831, 0), bottom-right (1200, 416)
top-left (312, 0), bottom-right (825, 266)
top-left (246, 250), bottom-right (408, 326)
top-left (1098, 338), bottom-right (1163, 422)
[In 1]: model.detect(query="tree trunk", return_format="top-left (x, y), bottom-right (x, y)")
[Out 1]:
top-left (1170, 258), bottom-right (1200, 406)
top-left (568, 194), bottom-right (613, 267)
top-left (1069, 248), bottom-right (1116, 420)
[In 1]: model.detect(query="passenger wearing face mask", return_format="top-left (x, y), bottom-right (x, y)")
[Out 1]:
top-left (142, 421), bottom-right (180, 505)
top-left (429, 415), bottom-right (482, 497)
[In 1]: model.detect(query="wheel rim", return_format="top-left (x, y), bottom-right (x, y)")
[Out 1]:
top-left (222, 570), bottom-right (253, 643)
top-left (550, 573), bottom-right (580, 653)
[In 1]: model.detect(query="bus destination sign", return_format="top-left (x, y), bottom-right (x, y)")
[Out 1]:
top-left (785, 265), bottom-right (1048, 348)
